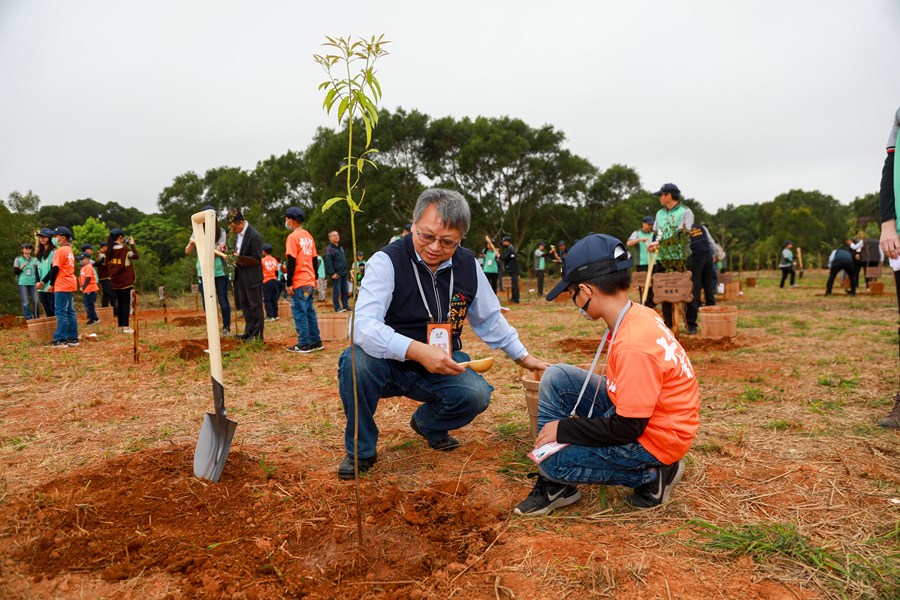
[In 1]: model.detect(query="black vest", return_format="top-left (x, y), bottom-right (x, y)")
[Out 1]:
top-left (381, 235), bottom-right (479, 352)
top-left (689, 224), bottom-right (713, 258)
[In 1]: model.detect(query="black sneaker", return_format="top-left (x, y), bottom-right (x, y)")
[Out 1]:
top-left (50, 340), bottom-right (68, 348)
top-left (286, 344), bottom-right (313, 354)
top-left (513, 473), bottom-right (581, 516)
top-left (66, 339), bottom-right (80, 347)
top-left (308, 340), bottom-right (324, 352)
top-left (410, 416), bottom-right (460, 451)
top-left (627, 460), bottom-right (685, 509)
top-left (337, 452), bottom-right (377, 480)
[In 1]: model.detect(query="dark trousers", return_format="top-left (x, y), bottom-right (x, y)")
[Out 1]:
top-left (100, 278), bottom-right (116, 315)
top-left (114, 288), bottom-right (132, 326)
top-left (263, 279), bottom-right (280, 318)
top-left (485, 272), bottom-right (498, 293)
top-left (687, 254), bottom-right (716, 328)
top-left (39, 291), bottom-right (55, 317)
top-left (234, 278), bottom-right (264, 338)
top-left (82, 291), bottom-right (98, 321)
top-left (779, 266), bottom-right (795, 288)
top-left (199, 276), bottom-right (232, 330)
top-left (826, 259), bottom-right (857, 295)
top-left (332, 275), bottom-right (349, 311)
top-left (509, 271), bottom-right (520, 303)
top-left (535, 269), bottom-right (544, 296)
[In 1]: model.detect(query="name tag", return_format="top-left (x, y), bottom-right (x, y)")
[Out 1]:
top-left (427, 323), bottom-right (452, 355)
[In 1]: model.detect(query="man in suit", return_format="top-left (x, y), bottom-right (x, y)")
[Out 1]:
top-left (227, 209), bottom-right (265, 340)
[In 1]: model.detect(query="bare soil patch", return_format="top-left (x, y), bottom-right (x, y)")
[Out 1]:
top-left (1, 274), bottom-right (898, 599)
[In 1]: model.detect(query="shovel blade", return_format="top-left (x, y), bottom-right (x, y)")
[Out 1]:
top-left (193, 412), bottom-right (238, 482)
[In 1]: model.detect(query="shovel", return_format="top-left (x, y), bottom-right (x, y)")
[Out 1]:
top-left (641, 250), bottom-right (658, 305)
top-left (191, 209), bottom-right (237, 482)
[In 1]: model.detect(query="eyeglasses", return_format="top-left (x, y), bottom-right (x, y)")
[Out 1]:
top-left (414, 228), bottom-right (460, 250)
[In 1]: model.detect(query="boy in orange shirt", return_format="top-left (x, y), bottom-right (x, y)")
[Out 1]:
top-left (40, 227), bottom-right (80, 347)
top-left (514, 233), bottom-right (700, 515)
top-left (283, 207), bottom-right (323, 353)
top-left (261, 243), bottom-right (281, 321)
top-left (78, 253), bottom-right (101, 325)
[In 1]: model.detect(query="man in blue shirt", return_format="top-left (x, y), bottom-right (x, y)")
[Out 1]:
top-left (337, 188), bottom-right (548, 479)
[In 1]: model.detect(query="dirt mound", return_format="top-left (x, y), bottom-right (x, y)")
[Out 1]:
top-left (0, 314), bottom-right (25, 330)
top-left (171, 316), bottom-right (206, 327)
top-left (679, 335), bottom-right (743, 352)
top-left (557, 337), bottom-right (603, 354)
top-left (4, 445), bottom-right (501, 598)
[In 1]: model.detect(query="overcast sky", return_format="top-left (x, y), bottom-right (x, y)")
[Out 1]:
top-left (2, 0), bottom-right (900, 217)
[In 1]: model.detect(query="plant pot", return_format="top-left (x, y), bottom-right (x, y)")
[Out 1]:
top-left (521, 370), bottom-right (541, 439)
top-left (27, 316), bottom-right (56, 343)
top-left (699, 305), bottom-right (738, 339)
top-left (318, 311), bottom-right (350, 342)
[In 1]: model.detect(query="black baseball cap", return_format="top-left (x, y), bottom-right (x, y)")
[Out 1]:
top-left (109, 227), bottom-right (124, 238)
top-left (262, 243), bottom-right (273, 252)
top-left (80, 243), bottom-right (93, 250)
top-left (55, 226), bottom-right (74, 240)
top-left (38, 228), bottom-right (56, 237)
top-left (642, 216), bottom-right (655, 224)
top-left (284, 206), bottom-right (305, 221)
top-left (546, 234), bottom-right (633, 301)
top-left (21, 242), bottom-right (33, 249)
top-left (652, 183), bottom-right (680, 196)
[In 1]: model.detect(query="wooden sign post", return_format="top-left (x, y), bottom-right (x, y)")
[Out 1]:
top-left (652, 271), bottom-right (693, 335)
top-left (192, 283), bottom-right (199, 312)
top-left (159, 286), bottom-right (167, 323)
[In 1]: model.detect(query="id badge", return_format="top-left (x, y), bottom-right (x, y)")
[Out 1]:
top-left (427, 323), bottom-right (452, 355)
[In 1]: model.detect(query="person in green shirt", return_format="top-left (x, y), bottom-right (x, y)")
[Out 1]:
top-left (13, 242), bottom-right (40, 319)
top-left (533, 241), bottom-right (546, 296)
top-left (35, 228), bottom-right (56, 318)
top-left (647, 183), bottom-right (694, 329)
top-left (627, 216), bottom-right (656, 307)
top-left (482, 237), bottom-right (500, 292)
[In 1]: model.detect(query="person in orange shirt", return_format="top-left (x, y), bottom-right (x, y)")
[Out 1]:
top-left (78, 253), bottom-right (101, 325)
top-left (40, 227), bottom-right (80, 347)
top-left (514, 233), bottom-right (700, 516)
top-left (283, 207), bottom-right (323, 353)
top-left (261, 243), bottom-right (281, 322)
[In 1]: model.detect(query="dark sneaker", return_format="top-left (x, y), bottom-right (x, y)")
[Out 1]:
top-left (410, 416), bottom-right (460, 451)
top-left (514, 473), bottom-right (581, 516)
top-left (50, 340), bottom-right (68, 348)
top-left (337, 452), bottom-right (377, 480)
top-left (286, 344), bottom-right (313, 354)
top-left (877, 392), bottom-right (900, 429)
top-left (686, 326), bottom-right (699, 335)
top-left (627, 460), bottom-right (685, 509)
top-left (308, 340), bottom-right (324, 352)
top-left (66, 339), bottom-right (80, 347)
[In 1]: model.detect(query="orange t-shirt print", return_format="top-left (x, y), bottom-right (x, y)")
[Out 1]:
top-left (261, 255), bottom-right (279, 283)
top-left (606, 304), bottom-right (700, 465)
top-left (285, 229), bottom-right (317, 289)
top-left (51, 246), bottom-right (78, 292)
top-left (79, 264), bottom-right (99, 293)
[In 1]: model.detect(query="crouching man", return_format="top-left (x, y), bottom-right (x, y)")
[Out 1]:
top-left (515, 233), bottom-right (700, 515)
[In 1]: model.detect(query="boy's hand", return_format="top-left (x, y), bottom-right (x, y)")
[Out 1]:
top-left (534, 420), bottom-right (559, 448)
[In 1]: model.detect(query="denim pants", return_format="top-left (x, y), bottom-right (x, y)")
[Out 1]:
top-left (19, 285), bottom-right (38, 319)
top-left (537, 364), bottom-right (661, 488)
top-left (263, 280), bottom-right (280, 318)
top-left (82, 291), bottom-right (98, 321)
top-left (290, 287), bottom-right (321, 347)
top-left (332, 275), bottom-right (349, 311)
top-left (199, 276), bottom-right (232, 330)
top-left (338, 346), bottom-right (493, 458)
top-left (52, 291), bottom-right (78, 343)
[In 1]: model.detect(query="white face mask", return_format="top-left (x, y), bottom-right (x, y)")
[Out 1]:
top-left (575, 287), bottom-right (594, 321)
top-left (285, 221), bottom-right (292, 230)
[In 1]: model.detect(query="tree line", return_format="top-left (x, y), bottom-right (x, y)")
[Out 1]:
top-left (1, 107), bottom-right (881, 313)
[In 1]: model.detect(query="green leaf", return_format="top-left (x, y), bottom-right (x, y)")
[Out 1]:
top-left (337, 96), bottom-right (350, 123)
top-left (322, 87), bottom-right (337, 111)
top-left (335, 163), bottom-right (351, 177)
top-left (321, 196), bottom-right (344, 213)
top-left (346, 197), bottom-right (360, 212)
top-left (356, 157), bottom-right (365, 173)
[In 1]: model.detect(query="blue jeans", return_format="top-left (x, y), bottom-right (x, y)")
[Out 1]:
top-left (82, 291), bottom-right (98, 321)
top-left (199, 276), bottom-right (231, 329)
top-left (19, 285), bottom-right (38, 319)
top-left (332, 275), bottom-right (349, 311)
top-left (263, 280), bottom-right (280, 318)
top-left (338, 346), bottom-right (493, 458)
top-left (53, 291), bottom-right (78, 343)
top-left (290, 287), bottom-right (321, 346)
top-left (537, 364), bottom-right (661, 488)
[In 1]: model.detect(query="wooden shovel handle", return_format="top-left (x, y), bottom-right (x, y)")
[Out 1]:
top-left (191, 210), bottom-right (225, 411)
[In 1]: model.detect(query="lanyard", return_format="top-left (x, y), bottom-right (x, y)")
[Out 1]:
top-left (570, 300), bottom-right (632, 419)
top-left (410, 259), bottom-right (454, 323)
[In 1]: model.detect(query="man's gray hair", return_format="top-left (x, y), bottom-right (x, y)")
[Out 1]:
top-left (412, 188), bottom-right (471, 236)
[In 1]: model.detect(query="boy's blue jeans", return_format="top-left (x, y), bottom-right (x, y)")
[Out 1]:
top-left (338, 346), bottom-right (493, 458)
top-left (52, 292), bottom-right (78, 343)
top-left (82, 291), bottom-right (98, 321)
top-left (290, 287), bottom-right (321, 347)
top-left (537, 364), bottom-right (662, 488)
top-left (19, 285), bottom-right (37, 319)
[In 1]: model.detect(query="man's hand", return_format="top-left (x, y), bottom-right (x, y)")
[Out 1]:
top-left (406, 341), bottom-right (465, 375)
top-left (517, 354), bottom-right (550, 372)
top-left (882, 221), bottom-right (900, 260)
top-left (331, 273), bottom-right (339, 280)
top-left (534, 420), bottom-right (560, 448)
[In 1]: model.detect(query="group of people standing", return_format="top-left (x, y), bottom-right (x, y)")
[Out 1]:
top-left (12, 225), bottom-right (138, 347)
